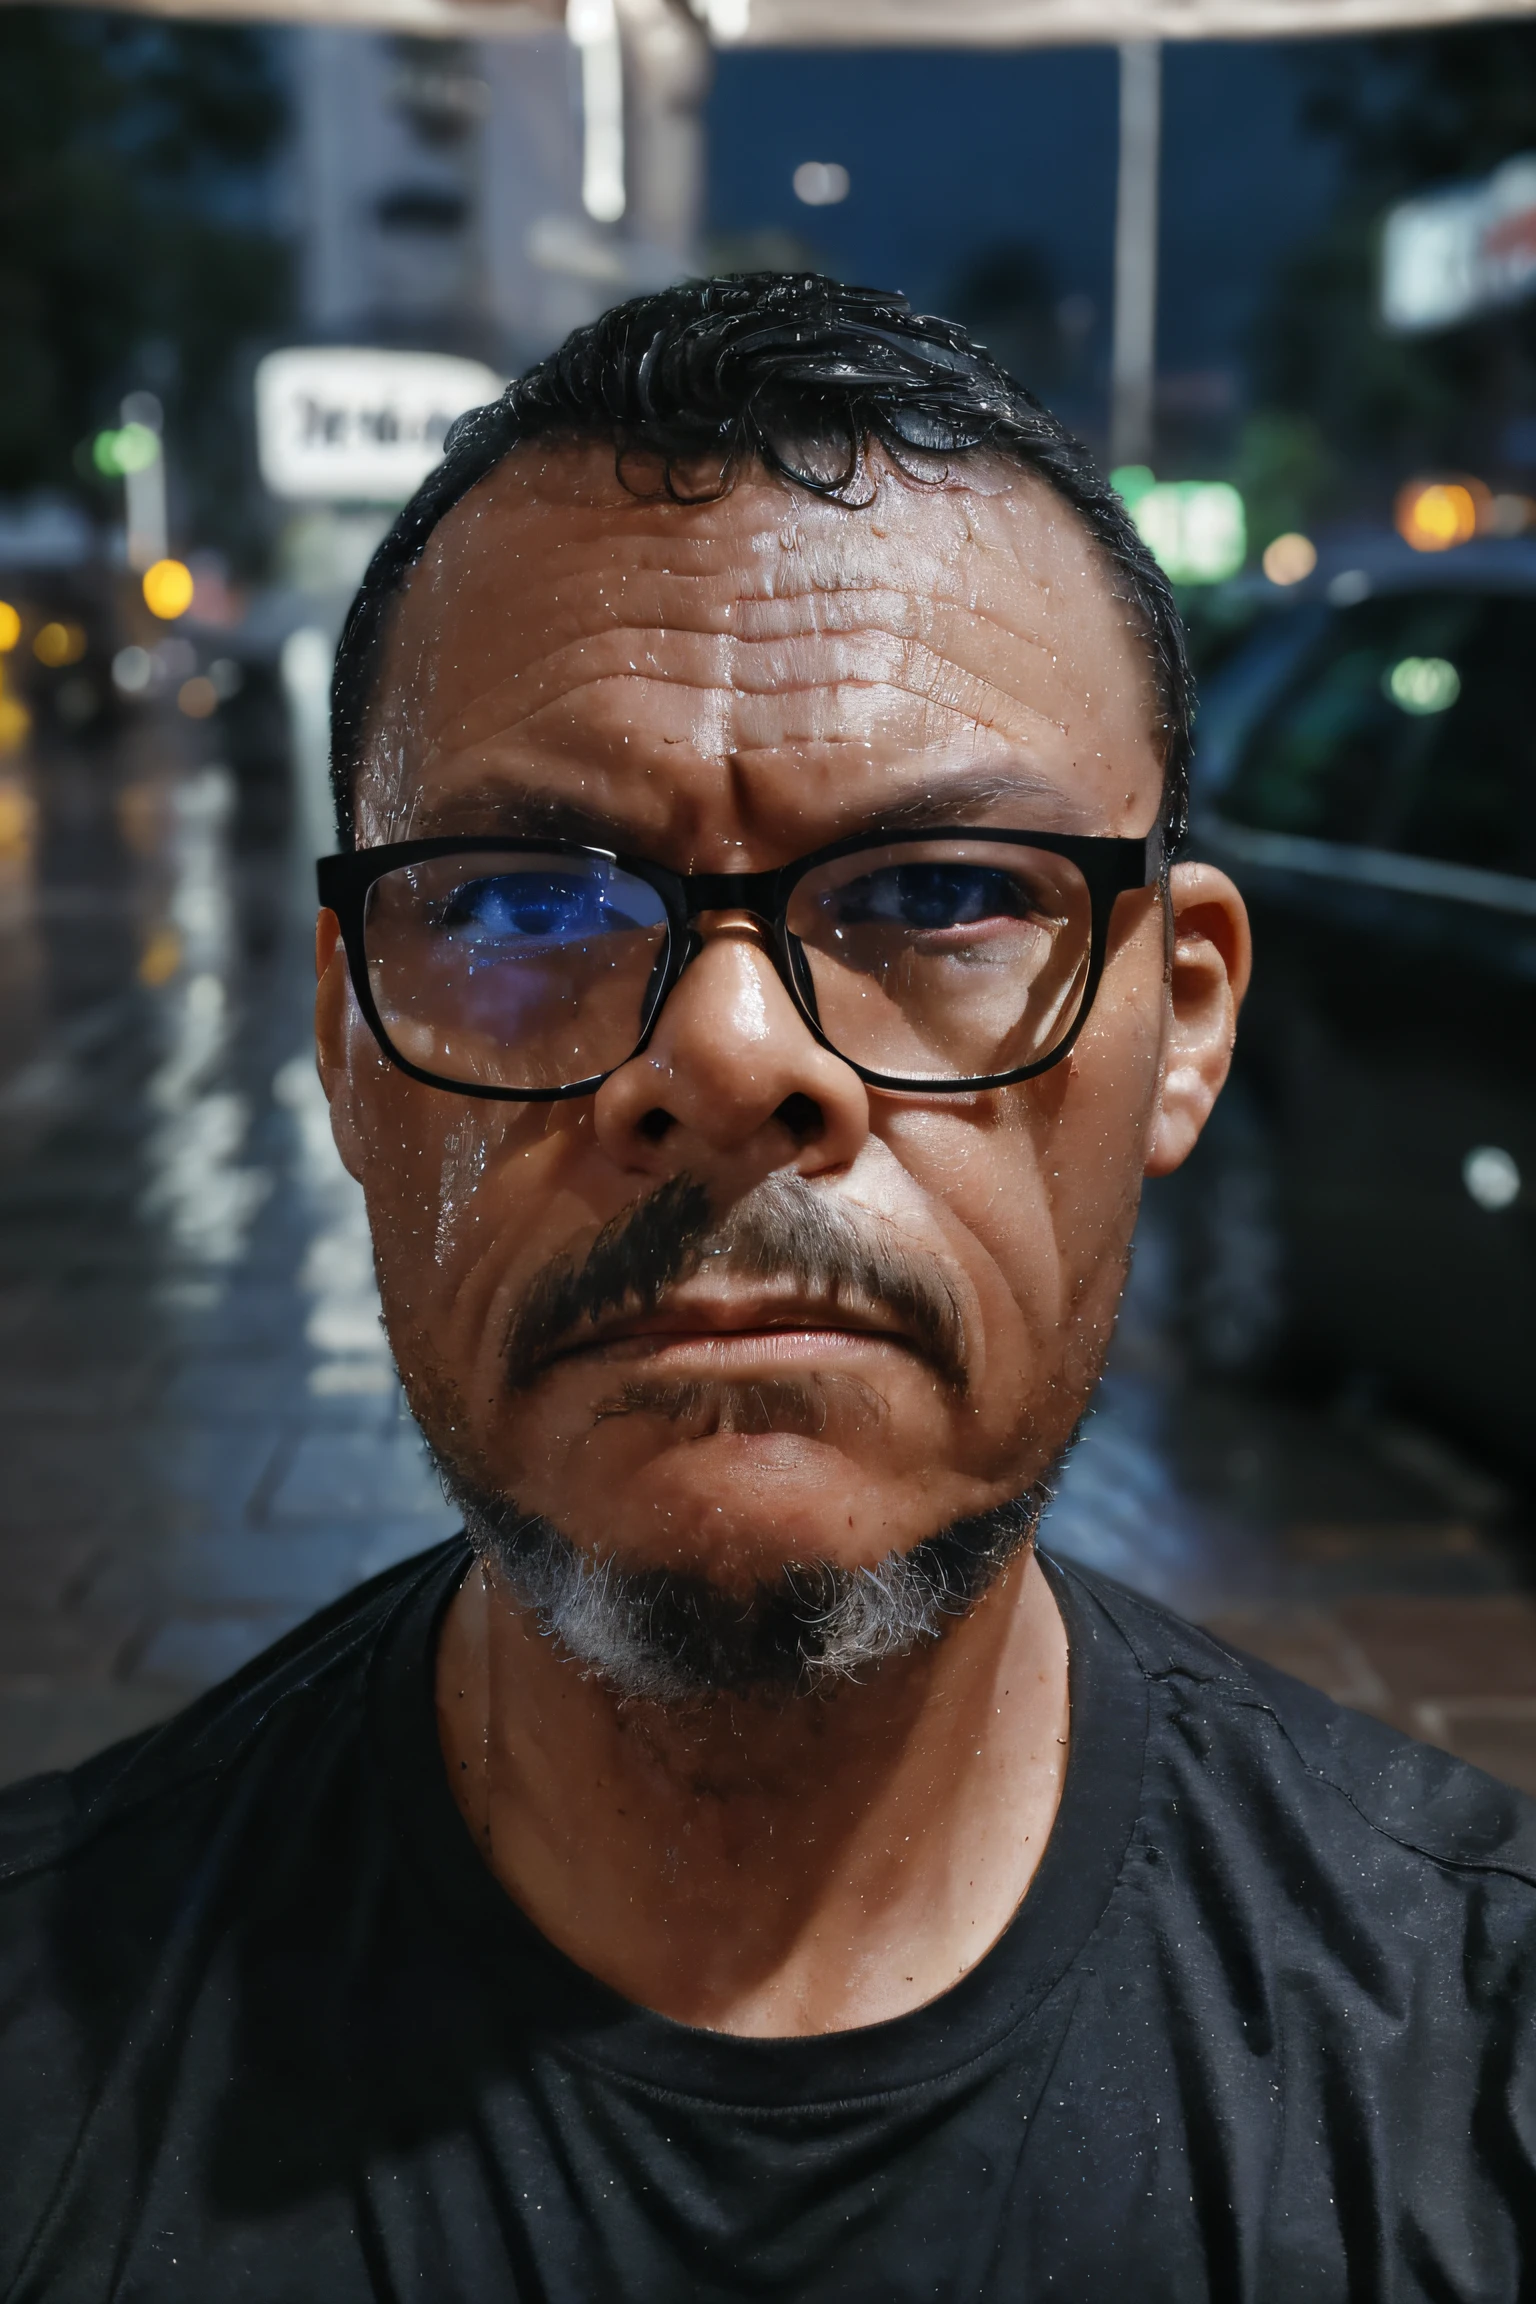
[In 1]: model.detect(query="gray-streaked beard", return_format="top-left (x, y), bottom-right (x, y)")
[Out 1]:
top-left (416, 1169), bottom-right (1062, 1702)
top-left (435, 1460), bottom-right (1059, 1705)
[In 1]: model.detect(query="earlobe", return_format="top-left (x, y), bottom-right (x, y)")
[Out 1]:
top-left (1143, 864), bottom-right (1252, 1179)
top-left (314, 911), bottom-right (369, 1185)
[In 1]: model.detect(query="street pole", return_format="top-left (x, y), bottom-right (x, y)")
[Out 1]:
top-left (570, 0), bottom-right (627, 224)
top-left (1110, 39), bottom-right (1162, 471)
top-left (619, 0), bottom-right (710, 271)
top-left (120, 391), bottom-right (168, 572)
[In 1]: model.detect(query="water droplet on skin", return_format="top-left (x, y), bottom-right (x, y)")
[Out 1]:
top-left (434, 1119), bottom-right (492, 1267)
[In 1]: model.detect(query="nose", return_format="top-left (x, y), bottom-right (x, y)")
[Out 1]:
top-left (591, 913), bottom-right (871, 1182)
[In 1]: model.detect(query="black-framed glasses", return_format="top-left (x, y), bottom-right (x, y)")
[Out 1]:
top-left (317, 824), bottom-right (1164, 1102)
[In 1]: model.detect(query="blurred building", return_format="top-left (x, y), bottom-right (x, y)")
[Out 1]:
top-left (270, 6), bottom-right (708, 828)
top-left (291, 8), bottom-right (707, 376)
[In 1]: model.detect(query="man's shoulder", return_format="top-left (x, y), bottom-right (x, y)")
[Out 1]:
top-left (0, 1538), bottom-right (470, 1892)
top-left (1053, 1552), bottom-right (1536, 1896)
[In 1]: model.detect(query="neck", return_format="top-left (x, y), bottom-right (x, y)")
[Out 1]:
top-left (435, 1545), bottom-right (1070, 2037)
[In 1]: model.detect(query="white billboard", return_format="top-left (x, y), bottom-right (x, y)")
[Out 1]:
top-left (1382, 155), bottom-right (1536, 334)
top-left (255, 348), bottom-right (503, 504)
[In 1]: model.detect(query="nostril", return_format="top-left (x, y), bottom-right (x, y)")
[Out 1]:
top-left (775, 1093), bottom-right (823, 1145)
top-left (638, 1107), bottom-right (674, 1144)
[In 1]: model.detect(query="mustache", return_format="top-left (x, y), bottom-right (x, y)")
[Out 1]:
top-left (592, 1374), bottom-right (883, 1437)
top-left (503, 1172), bottom-right (968, 1395)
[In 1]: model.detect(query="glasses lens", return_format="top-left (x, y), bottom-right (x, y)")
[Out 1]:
top-left (786, 840), bottom-right (1095, 1083)
top-left (362, 852), bottom-right (670, 1092)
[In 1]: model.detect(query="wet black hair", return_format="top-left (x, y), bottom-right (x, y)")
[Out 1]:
top-left (329, 271), bottom-right (1191, 852)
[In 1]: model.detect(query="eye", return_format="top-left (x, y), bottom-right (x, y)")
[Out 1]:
top-left (437, 872), bottom-right (632, 943)
top-left (833, 863), bottom-right (1038, 932)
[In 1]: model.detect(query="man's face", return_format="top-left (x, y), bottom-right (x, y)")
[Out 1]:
top-left (318, 443), bottom-right (1237, 1600)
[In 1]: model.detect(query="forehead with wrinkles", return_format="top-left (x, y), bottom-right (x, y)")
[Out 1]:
top-left (357, 439), bottom-right (1163, 856)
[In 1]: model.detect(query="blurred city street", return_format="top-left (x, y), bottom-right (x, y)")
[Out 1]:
top-left (0, 694), bottom-right (458, 1785)
top-left (5, 6), bottom-right (1536, 2288)
top-left (3, 696), bottom-right (1534, 1793)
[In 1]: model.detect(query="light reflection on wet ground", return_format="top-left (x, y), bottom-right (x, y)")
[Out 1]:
top-left (1, 706), bottom-right (1533, 1789)
top-left (0, 703), bottom-right (455, 1777)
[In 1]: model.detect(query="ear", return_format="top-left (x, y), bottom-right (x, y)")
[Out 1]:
top-left (1144, 862), bottom-right (1252, 1179)
top-left (314, 908), bottom-right (370, 1184)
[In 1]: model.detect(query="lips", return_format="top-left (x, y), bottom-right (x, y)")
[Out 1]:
top-left (533, 1287), bottom-right (922, 1372)
top-left (501, 1172), bottom-right (969, 1396)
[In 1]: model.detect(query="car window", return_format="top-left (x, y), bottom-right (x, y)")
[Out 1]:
top-left (1190, 606), bottom-right (1327, 800)
top-left (1217, 591), bottom-right (1536, 876)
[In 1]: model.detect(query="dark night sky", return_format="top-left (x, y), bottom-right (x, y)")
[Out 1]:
top-left (706, 38), bottom-right (1352, 425)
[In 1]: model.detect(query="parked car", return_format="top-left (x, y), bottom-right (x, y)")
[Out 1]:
top-left (1181, 536), bottom-right (1536, 1469)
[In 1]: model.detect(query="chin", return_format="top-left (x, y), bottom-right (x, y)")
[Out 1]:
top-left (506, 1369), bottom-right (976, 1565)
top-left (535, 1429), bottom-right (1007, 1589)
top-left (440, 1460), bottom-right (1051, 1707)
top-left (406, 1334), bottom-right (1060, 1703)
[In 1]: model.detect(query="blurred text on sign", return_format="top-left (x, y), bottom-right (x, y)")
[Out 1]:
top-left (254, 348), bottom-right (504, 506)
top-left (1382, 154), bottom-right (1536, 334)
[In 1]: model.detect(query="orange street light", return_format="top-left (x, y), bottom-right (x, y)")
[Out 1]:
top-left (143, 558), bottom-right (195, 620)
top-left (1395, 479), bottom-right (1483, 552)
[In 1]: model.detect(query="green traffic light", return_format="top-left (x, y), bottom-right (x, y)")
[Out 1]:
top-left (91, 422), bottom-right (160, 479)
top-left (113, 423), bottom-right (160, 474)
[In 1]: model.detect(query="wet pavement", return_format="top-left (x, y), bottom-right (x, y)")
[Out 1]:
top-left (2, 694), bottom-right (1534, 1791)
top-left (0, 689), bottom-right (456, 1782)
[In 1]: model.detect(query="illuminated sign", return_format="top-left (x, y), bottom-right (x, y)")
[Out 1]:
top-left (1111, 466), bottom-right (1246, 585)
top-left (1381, 155), bottom-right (1536, 334)
top-left (254, 348), bottom-right (503, 505)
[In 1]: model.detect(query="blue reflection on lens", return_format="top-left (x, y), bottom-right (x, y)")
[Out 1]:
top-left (834, 863), bottom-right (1034, 931)
top-left (436, 868), bottom-right (665, 953)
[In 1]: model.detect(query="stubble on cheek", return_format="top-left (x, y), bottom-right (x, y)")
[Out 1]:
top-left (376, 1263), bottom-right (475, 1460)
top-left (356, 1076), bottom-right (556, 1448)
top-left (946, 1035), bottom-right (1149, 1472)
top-left (360, 1110), bottom-right (502, 1482)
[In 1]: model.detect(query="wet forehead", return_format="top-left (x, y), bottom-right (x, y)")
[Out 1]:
top-left (360, 441), bottom-right (1164, 857)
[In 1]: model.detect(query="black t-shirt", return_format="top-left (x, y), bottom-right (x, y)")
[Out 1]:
top-left (3, 1539), bottom-right (1535, 2302)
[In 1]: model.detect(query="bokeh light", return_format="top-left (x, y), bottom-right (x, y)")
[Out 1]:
top-left (1384, 655), bottom-right (1461, 715)
top-left (177, 675), bottom-right (218, 719)
top-left (136, 925), bottom-right (183, 988)
top-left (1395, 480), bottom-right (1480, 552)
top-left (91, 422), bottom-right (161, 479)
top-left (793, 161), bottom-right (850, 206)
top-left (0, 602), bottom-right (20, 654)
top-left (33, 621), bottom-right (87, 668)
top-left (112, 645), bottom-right (154, 695)
top-left (113, 422), bottom-right (161, 474)
top-left (0, 774), bottom-right (35, 858)
top-left (1463, 1145), bottom-right (1521, 1212)
top-left (143, 559), bottom-right (195, 620)
top-left (1121, 476), bottom-right (1246, 585)
top-left (1261, 532), bottom-right (1317, 586)
top-left (1488, 493), bottom-right (1536, 537)
top-left (0, 686), bottom-right (30, 757)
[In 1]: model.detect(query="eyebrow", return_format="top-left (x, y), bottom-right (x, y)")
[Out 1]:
top-left (870, 767), bottom-right (1088, 832)
top-left (410, 786), bottom-right (637, 847)
top-left (407, 765), bottom-right (1090, 854)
